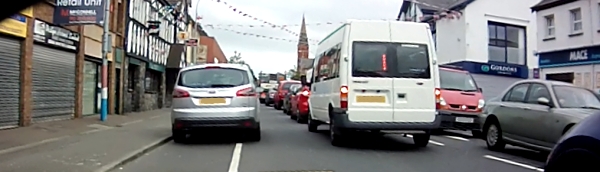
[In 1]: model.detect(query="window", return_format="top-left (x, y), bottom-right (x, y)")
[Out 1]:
top-left (525, 84), bottom-right (550, 104)
top-left (544, 15), bottom-right (555, 37)
top-left (439, 70), bottom-right (478, 91)
top-left (127, 65), bottom-right (136, 90)
top-left (117, 1), bottom-right (125, 33)
top-left (570, 8), bottom-right (582, 33)
top-left (313, 44), bottom-right (341, 83)
top-left (553, 86), bottom-right (600, 108)
top-left (488, 22), bottom-right (526, 65)
top-left (178, 68), bottom-right (249, 88)
top-left (351, 42), bottom-right (430, 79)
top-left (144, 70), bottom-right (160, 92)
top-left (503, 83), bottom-right (529, 102)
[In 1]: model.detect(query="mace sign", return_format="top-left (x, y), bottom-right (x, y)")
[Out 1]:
top-left (54, 0), bottom-right (105, 25)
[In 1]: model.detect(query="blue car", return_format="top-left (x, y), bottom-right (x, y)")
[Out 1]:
top-left (545, 112), bottom-right (600, 172)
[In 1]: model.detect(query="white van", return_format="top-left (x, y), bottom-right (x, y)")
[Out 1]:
top-left (303, 20), bottom-right (441, 147)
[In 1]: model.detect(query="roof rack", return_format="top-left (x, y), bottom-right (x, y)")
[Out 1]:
top-left (439, 64), bottom-right (464, 70)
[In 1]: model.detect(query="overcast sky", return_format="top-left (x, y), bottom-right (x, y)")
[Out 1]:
top-left (190, 0), bottom-right (403, 74)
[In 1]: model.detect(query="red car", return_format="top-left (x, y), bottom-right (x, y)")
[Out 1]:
top-left (273, 81), bottom-right (300, 110)
top-left (290, 86), bottom-right (310, 123)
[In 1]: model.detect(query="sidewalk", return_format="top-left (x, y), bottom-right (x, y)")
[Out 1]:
top-left (0, 109), bottom-right (173, 172)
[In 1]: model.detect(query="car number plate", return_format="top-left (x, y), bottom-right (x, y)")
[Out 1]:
top-left (199, 98), bottom-right (226, 104)
top-left (356, 96), bottom-right (386, 103)
top-left (455, 117), bottom-right (474, 123)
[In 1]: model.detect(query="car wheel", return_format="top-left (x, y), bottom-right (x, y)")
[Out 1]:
top-left (413, 134), bottom-right (430, 147)
top-left (275, 102), bottom-right (282, 110)
top-left (247, 125), bottom-right (261, 142)
top-left (330, 119), bottom-right (345, 147)
top-left (307, 114), bottom-right (319, 132)
top-left (485, 122), bottom-right (506, 151)
top-left (296, 110), bottom-right (306, 124)
top-left (172, 130), bottom-right (186, 143)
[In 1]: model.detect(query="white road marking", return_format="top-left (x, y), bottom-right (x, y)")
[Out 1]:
top-left (117, 119), bottom-right (144, 126)
top-left (149, 115), bottom-right (162, 119)
top-left (406, 134), bottom-right (445, 146)
top-left (444, 135), bottom-right (469, 141)
top-left (0, 136), bottom-right (70, 155)
top-left (484, 155), bottom-right (544, 171)
top-left (227, 143), bottom-right (243, 172)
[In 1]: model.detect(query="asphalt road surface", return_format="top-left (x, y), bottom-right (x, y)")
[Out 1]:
top-left (115, 105), bottom-right (547, 172)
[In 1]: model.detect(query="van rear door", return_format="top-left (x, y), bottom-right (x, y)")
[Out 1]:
top-left (388, 23), bottom-right (437, 122)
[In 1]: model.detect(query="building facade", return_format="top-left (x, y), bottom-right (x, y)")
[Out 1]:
top-left (199, 36), bottom-right (227, 63)
top-left (0, 0), bottom-right (128, 128)
top-left (398, 0), bottom-right (540, 100)
top-left (533, 0), bottom-right (600, 93)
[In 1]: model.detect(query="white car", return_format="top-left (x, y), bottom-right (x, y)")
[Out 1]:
top-left (304, 20), bottom-right (441, 147)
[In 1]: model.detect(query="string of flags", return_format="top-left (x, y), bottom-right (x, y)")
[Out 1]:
top-left (204, 25), bottom-right (319, 45)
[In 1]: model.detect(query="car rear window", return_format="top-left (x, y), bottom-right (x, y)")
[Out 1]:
top-left (281, 82), bottom-right (299, 90)
top-left (439, 69), bottom-right (479, 92)
top-left (178, 68), bottom-right (249, 88)
top-left (352, 42), bottom-right (430, 78)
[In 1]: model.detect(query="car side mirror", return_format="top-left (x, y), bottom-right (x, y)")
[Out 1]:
top-left (537, 97), bottom-right (551, 106)
top-left (478, 88), bottom-right (483, 92)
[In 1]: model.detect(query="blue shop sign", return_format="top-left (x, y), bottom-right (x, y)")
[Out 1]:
top-left (539, 46), bottom-right (600, 68)
top-left (445, 61), bottom-right (528, 79)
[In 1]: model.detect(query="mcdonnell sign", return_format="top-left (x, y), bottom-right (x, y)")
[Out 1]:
top-left (54, 0), bottom-right (105, 25)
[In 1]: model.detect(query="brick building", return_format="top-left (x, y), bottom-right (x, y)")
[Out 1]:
top-left (0, 0), bottom-right (128, 128)
top-left (297, 15), bottom-right (309, 75)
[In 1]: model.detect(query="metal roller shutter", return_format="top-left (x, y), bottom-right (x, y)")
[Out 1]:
top-left (31, 45), bottom-right (76, 122)
top-left (0, 37), bottom-right (21, 128)
top-left (471, 74), bottom-right (524, 101)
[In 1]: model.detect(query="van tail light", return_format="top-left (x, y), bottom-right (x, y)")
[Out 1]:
top-left (173, 88), bottom-right (190, 98)
top-left (236, 87), bottom-right (256, 97)
top-left (340, 86), bottom-right (348, 109)
top-left (435, 88), bottom-right (441, 109)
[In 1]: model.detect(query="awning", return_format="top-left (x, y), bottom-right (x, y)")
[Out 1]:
top-left (166, 44), bottom-right (185, 68)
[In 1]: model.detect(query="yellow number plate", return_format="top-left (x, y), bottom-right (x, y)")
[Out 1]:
top-left (199, 98), bottom-right (226, 104)
top-left (356, 96), bottom-right (386, 103)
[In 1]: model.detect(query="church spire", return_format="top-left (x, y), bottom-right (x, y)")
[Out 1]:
top-left (298, 14), bottom-right (308, 46)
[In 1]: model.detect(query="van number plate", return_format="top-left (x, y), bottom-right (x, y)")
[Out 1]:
top-left (455, 117), bottom-right (474, 123)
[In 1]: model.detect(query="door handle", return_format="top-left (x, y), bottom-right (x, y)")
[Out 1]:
top-left (499, 104), bottom-right (506, 107)
top-left (522, 107), bottom-right (531, 110)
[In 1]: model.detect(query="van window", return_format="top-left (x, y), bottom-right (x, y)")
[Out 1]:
top-left (178, 68), bottom-right (249, 88)
top-left (439, 70), bottom-right (479, 92)
top-left (352, 42), bottom-right (430, 78)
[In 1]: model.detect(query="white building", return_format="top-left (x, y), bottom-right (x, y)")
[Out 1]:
top-left (398, 0), bottom-right (540, 100)
top-left (533, 0), bottom-right (600, 92)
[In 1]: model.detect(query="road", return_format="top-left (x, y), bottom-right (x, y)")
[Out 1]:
top-left (115, 105), bottom-right (548, 172)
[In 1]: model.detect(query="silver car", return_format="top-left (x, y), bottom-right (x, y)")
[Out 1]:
top-left (170, 64), bottom-right (261, 143)
top-left (480, 79), bottom-right (600, 152)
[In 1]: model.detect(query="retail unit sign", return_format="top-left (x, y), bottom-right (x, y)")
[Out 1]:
top-left (33, 20), bottom-right (80, 51)
top-left (539, 46), bottom-right (600, 68)
top-left (444, 61), bottom-right (528, 79)
top-left (54, 0), bottom-right (105, 25)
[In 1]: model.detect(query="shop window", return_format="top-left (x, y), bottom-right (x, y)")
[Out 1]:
top-left (145, 70), bottom-right (161, 92)
top-left (488, 22), bottom-right (526, 65)
top-left (128, 66), bottom-right (136, 90)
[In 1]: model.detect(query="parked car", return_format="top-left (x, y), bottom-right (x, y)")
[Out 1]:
top-left (264, 87), bottom-right (277, 106)
top-left (273, 80), bottom-right (301, 110)
top-left (436, 65), bottom-right (485, 137)
top-left (170, 64), bottom-right (261, 143)
top-left (545, 112), bottom-right (600, 172)
top-left (480, 79), bottom-right (600, 152)
top-left (290, 85), bottom-right (311, 123)
top-left (283, 84), bottom-right (302, 115)
top-left (258, 87), bottom-right (267, 104)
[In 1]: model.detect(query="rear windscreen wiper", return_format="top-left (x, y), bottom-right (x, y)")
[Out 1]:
top-left (353, 70), bottom-right (386, 77)
top-left (440, 87), bottom-right (463, 91)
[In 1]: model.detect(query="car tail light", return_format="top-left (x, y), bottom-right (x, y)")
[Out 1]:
top-left (340, 86), bottom-right (348, 109)
top-left (301, 90), bottom-right (310, 96)
top-left (435, 88), bottom-right (441, 109)
top-left (236, 87), bottom-right (256, 97)
top-left (173, 88), bottom-right (190, 98)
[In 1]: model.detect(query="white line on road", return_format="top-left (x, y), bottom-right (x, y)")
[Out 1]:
top-left (444, 135), bottom-right (469, 141)
top-left (149, 115), bottom-right (162, 119)
top-left (484, 155), bottom-right (544, 171)
top-left (228, 143), bottom-right (243, 172)
top-left (406, 134), bottom-right (445, 146)
top-left (118, 119), bottom-right (144, 127)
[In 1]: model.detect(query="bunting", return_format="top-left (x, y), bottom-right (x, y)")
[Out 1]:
top-left (203, 25), bottom-right (319, 45)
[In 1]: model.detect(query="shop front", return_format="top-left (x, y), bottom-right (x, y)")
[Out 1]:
top-left (0, 11), bottom-right (29, 128)
top-left (538, 46), bottom-right (600, 92)
top-left (444, 61), bottom-right (529, 100)
top-left (31, 19), bottom-right (80, 122)
top-left (82, 25), bottom-right (115, 116)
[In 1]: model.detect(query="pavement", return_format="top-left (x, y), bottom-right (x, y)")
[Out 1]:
top-left (112, 105), bottom-right (549, 172)
top-left (0, 109), bottom-right (172, 172)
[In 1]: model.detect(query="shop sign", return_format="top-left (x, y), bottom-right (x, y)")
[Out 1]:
top-left (33, 20), bottom-right (80, 51)
top-left (539, 46), bottom-right (600, 68)
top-left (444, 61), bottom-right (528, 79)
top-left (0, 14), bottom-right (27, 38)
top-left (54, 0), bottom-right (106, 25)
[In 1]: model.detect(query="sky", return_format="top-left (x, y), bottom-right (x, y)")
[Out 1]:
top-left (190, 0), bottom-right (403, 74)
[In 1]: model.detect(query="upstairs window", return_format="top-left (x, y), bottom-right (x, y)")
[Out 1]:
top-left (488, 22), bottom-right (526, 65)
